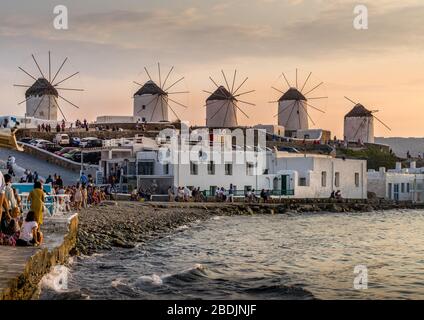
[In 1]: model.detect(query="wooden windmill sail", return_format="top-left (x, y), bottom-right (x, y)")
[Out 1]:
top-left (14, 51), bottom-right (83, 121)
top-left (343, 96), bottom-right (391, 144)
top-left (133, 63), bottom-right (189, 122)
top-left (204, 70), bottom-right (255, 128)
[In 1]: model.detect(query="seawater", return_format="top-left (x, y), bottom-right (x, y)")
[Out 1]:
top-left (40, 210), bottom-right (424, 300)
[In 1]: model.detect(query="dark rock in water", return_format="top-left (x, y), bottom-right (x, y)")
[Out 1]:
top-left (112, 239), bottom-right (135, 249)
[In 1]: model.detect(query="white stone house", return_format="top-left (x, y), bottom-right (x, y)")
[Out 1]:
top-left (368, 162), bottom-right (424, 202)
top-left (99, 134), bottom-right (368, 199)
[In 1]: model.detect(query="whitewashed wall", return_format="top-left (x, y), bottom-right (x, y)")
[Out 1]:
top-left (344, 116), bottom-right (374, 143)
top-left (278, 100), bottom-right (309, 131)
top-left (26, 95), bottom-right (58, 120)
top-left (206, 100), bottom-right (238, 128)
top-left (274, 156), bottom-right (367, 199)
top-left (134, 94), bottom-right (169, 122)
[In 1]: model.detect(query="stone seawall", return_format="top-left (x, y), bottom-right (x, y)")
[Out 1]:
top-left (0, 215), bottom-right (78, 300)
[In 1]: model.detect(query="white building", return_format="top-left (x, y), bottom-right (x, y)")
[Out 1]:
top-left (206, 86), bottom-right (238, 128)
top-left (253, 124), bottom-right (285, 137)
top-left (344, 104), bottom-right (374, 143)
top-left (133, 81), bottom-right (169, 122)
top-left (278, 88), bottom-right (309, 132)
top-left (368, 162), bottom-right (424, 202)
top-left (99, 133), bottom-right (367, 199)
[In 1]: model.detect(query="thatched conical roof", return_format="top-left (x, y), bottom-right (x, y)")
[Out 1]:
top-left (279, 87), bottom-right (306, 102)
top-left (207, 86), bottom-right (235, 101)
top-left (25, 78), bottom-right (58, 98)
top-left (345, 104), bottom-right (373, 118)
top-left (134, 80), bottom-right (167, 96)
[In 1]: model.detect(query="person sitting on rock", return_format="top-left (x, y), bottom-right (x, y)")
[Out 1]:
top-left (330, 191), bottom-right (336, 199)
top-left (335, 190), bottom-right (342, 200)
top-left (17, 211), bottom-right (42, 247)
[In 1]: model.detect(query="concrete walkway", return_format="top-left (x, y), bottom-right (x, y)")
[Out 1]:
top-left (0, 148), bottom-right (79, 185)
top-left (0, 246), bottom-right (39, 294)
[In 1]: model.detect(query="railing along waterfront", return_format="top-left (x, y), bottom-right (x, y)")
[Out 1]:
top-left (201, 190), bottom-right (295, 197)
top-left (19, 194), bottom-right (71, 217)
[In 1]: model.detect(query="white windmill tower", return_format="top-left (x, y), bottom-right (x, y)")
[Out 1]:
top-left (133, 63), bottom-right (188, 122)
top-left (270, 69), bottom-right (327, 134)
top-left (204, 70), bottom-right (255, 128)
top-left (343, 97), bottom-right (391, 144)
top-left (14, 51), bottom-right (83, 121)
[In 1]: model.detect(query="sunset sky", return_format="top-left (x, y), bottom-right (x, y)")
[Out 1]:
top-left (1, 0), bottom-right (423, 137)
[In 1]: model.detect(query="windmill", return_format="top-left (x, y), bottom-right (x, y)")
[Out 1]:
top-left (343, 96), bottom-right (391, 144)
top-left (14, 51), bottom-right (83, 121)
top-left (203, 70), bottom-right (255, 128)
top-left (133, 63), bottom-right (189, 123)
top-left (270, 69), bottom-right (327, 133)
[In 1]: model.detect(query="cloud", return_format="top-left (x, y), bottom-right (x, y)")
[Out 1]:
top-left (1, 1), bottom-right (424, 63)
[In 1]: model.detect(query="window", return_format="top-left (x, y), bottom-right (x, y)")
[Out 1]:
top-left (299, 177), bottom-right (307, 186)
top-left (407, 183), bottom-right (411, 193)
top-left (142, 117), bottom-right (146, 122)
top-left (246, 163), bottom-right (255, 176)
top-left (163, 163), bottom-right (169, 175)
top-left (335, 172), bottom-right (340, 188)
top-left (142, 105), bottom-right (146, 110)
top-left (138, 161), bottom-right (154, 175)
top-left (190, 161), bottom-right (198, 175)
top-left (207, 161), bottom-right (215, 175)
top-left (321, 171), bottom-right (327, 187)
top-left (225, 163), bottom-right (233, 175)
top-left (401, 183), bottom-right (405, 193)
top-left (388, 183), bottom-right (393, 199)
top-left (355, 173), bottom-right (360, 187)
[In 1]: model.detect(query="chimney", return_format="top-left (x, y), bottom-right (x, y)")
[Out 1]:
top-left (395, 162), bottom-right (402, 171)
top-left (410, 161), bottom-right (416, 169)
top-left (379, 167), bottom-right (386, 174)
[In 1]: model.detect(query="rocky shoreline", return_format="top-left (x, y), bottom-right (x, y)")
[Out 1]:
top-left (75, 200), bottom-right (424, 256)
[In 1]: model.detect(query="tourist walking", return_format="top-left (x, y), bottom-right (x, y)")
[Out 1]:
top-left (4, 174), bottom-right (19, 219)
top-left (28, 181), bottom-right (45, 226)
top-left (82, 185), bottom-right (88, 208)
top-left (227, 184), bottom-right (234, 203)
top-left (168, 186), bottom-right (174, 202)
top-left (74, 184), bottom-right (82, 210)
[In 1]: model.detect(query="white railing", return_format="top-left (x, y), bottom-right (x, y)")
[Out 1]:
top-left (19, 194), bottom-right (72, 217)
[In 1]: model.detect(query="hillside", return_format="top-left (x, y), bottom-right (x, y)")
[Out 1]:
top-left (337, 144), bottom-right (401, 171)
top-left (375, 137), bottom-right (424, 158)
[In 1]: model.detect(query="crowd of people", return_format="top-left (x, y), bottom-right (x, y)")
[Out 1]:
top-left (0, 165), bottom-right (110, 247)
top-left (161, 185), bottom-right (274, 204)
top-left (36, 119), bottom-right (90, 133)
top-left (0, 175), bottom-right (44, 247)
